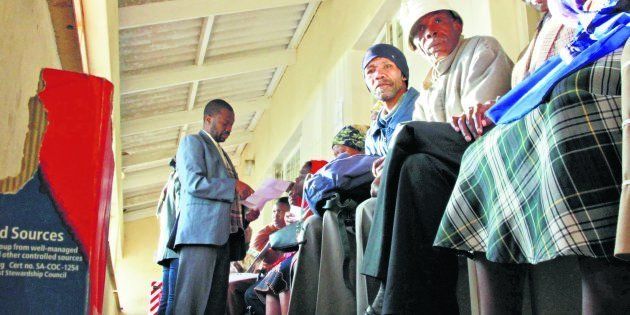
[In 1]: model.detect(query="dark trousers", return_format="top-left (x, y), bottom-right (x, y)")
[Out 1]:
top-left (362, 122), bottom-right (470, 314)
top-left (158, 258), bottom-right (179, 315)
top-left (227, 277), bottom-right (256, 315)
top-left (244, 279), bottom-right (265, 315)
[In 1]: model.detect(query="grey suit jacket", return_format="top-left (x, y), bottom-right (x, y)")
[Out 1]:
top-left (173, 131), bottom-right (237, 247)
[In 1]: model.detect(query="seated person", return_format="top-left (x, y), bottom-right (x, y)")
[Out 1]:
top-left (617, 19), bottom-right (630, 261)
top-left (510, 0), bottom-right (576, 88)
top-left (301, 125), bottom-right (377, 315)
top-left (247, 160), bottom-right (326, 315)
top-left (252, 197), bottom-right (292, 271)
top-left (433, 0), bottom-right (630, 313)
top-left (292, 43), bottom-right (420, 315)
top-left (288, 124), bottom-right (376, 315)
top-left (331, 125), bottom-right (369, 158)
top-left (359, 0), bottom-right (514, 313)
top-left (227, 197), bottom-right (290, 315)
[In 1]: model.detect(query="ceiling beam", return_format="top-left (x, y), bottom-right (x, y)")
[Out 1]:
top-left (123, 132), bottom-right (252, 173)
top-left (123, 158), bottom-right (171, 174)
top-left (122, 99), bottom-right (270, 136)
top-left (247, 110), bottom-right (264, 132)
top-left (123, 166), bottom-right (171, 192)
top-left (265, 66), bottom-right (286, 97)
top-left (196, 16), bottom-right (214, 65)
top-left (185, 16), bottom-right (213, 113)
top-left (119, 0), bottom-right (316, 30)
top-left (186, 82), bottom-right (199, 111)
top-left (121, 49), bottom-right (295, 94)
top-left (124, 201), bottom-right (159, 213)
top-left (288, 1), bottom-right (320, 49)
top-left (125, 192), bottom-right (160, 210)
top-left (124, 207), bottom-right (156, 222)
top-left (125, 199), bottom-right (158, 212)
top-left (123, 150), bottom-right (174, 173)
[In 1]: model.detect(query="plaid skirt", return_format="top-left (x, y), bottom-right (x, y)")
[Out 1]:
top-left (434, 49), bottom-right (623, 264)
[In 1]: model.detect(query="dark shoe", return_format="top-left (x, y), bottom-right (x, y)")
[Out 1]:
top-left (364, 284), bottom-right (385, 315)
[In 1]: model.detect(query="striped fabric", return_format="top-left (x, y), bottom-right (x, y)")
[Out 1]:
top-left (434, 49), bottom-right (624, 264)
top-left (149, 281), bottom-right (162, 315)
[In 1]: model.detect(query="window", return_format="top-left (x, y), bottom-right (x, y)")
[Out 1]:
top-left (373, 19), bottom-right (403, 49)
top-left (282, 148), bottom-right (301, 181)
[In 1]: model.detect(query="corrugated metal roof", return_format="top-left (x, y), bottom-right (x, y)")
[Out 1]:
top-left (122, 83), bottom-right (189, 120)
top-left (206, 4), bottom-right (307, 60)
top-left (194, 69), bottom-right (274, 108)
top-left (120, 19), bottom-right (201, 75)
top-left (122, 127), bottom-right (180, 153)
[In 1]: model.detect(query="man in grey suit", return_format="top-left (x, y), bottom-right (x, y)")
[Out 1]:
top-left (173, 99), bottom-right (254, 314)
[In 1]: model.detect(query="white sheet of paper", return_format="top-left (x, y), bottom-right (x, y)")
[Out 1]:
top-left (242, 178), bottom-right (291, 210)
top-left (228, 272), bottom-right (258, 283)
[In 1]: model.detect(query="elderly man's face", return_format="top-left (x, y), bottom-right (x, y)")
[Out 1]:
top-left (522, 0), bottom-right (548, 12)
top-left (364, 57), bottom-right (407, 103)
top-left (412, 10), bottom-right (463, 60)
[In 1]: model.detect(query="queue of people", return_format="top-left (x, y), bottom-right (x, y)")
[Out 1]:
top-left (154, 0), bottom-right (629, 314)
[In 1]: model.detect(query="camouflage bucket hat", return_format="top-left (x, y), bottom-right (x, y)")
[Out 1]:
top-left (332, 125), bottom-right (369, 152)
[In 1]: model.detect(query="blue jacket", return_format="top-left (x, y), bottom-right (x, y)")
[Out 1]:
top-left (365, 87), bottom-right (418, 156)
top-left (303, 153), bottom-right (379, 213)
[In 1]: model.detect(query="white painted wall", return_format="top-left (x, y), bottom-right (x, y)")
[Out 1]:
top-left (118, 217), bottom-right (162, 315)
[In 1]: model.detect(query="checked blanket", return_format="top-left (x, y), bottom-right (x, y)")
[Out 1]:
top-left (434, 48), bottom-right (624, 264)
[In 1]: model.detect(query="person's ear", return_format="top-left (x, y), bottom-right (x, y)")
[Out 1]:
top-left (454, 21), bottom-right (463, 34)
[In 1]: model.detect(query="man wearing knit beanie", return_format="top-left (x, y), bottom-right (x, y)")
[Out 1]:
top-left (288, 45), bottom-right (419, 315)
top-left (362, 43), bottom-right (417, 157)
top-left (335, 43), bottom-right (420, 315)
top-left (362, 44), bottom-right (410, 90)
